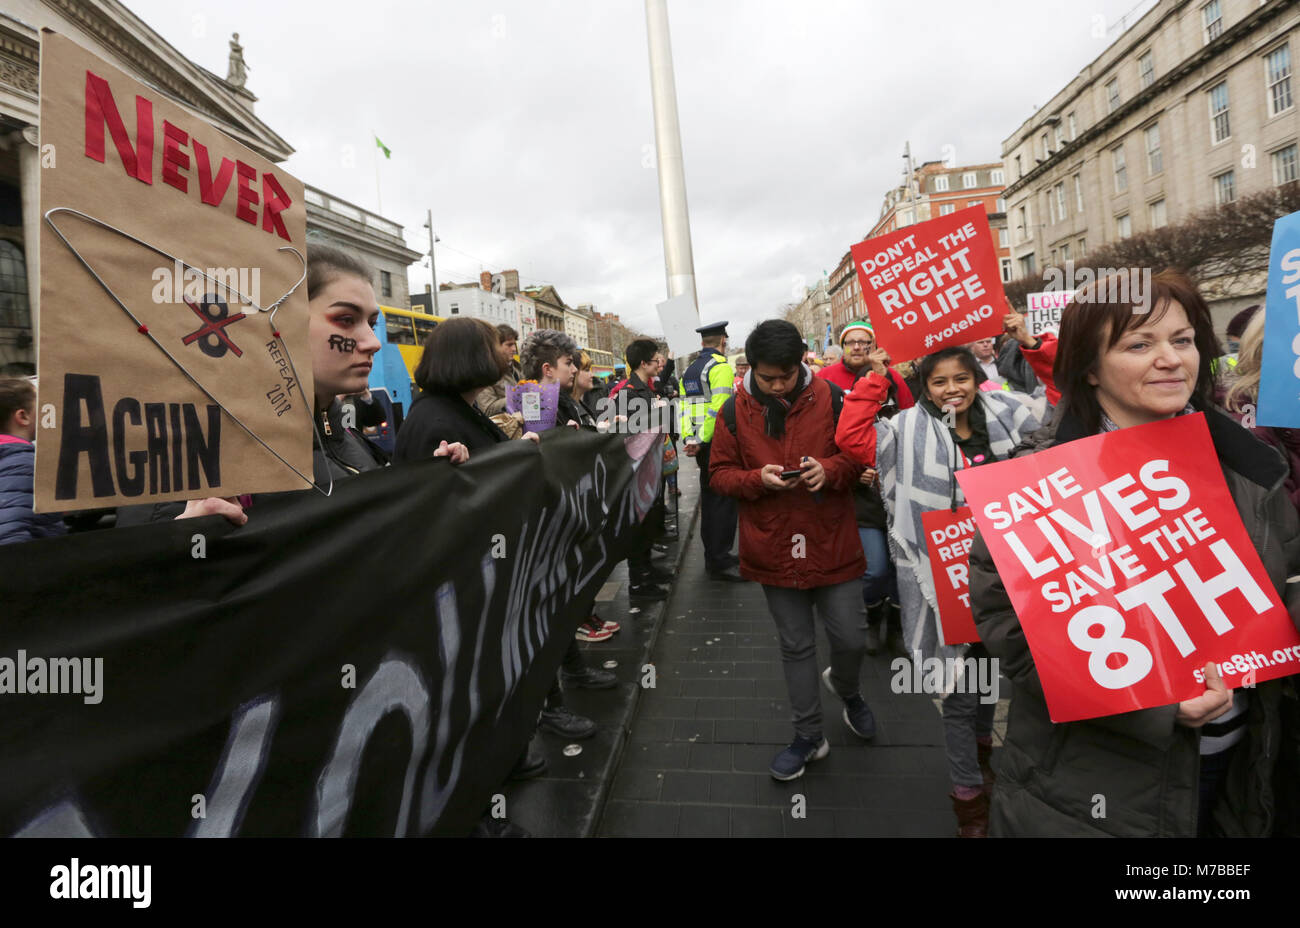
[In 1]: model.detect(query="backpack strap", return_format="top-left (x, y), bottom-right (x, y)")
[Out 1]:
top-left (720, 396), bottom-right (737, 435)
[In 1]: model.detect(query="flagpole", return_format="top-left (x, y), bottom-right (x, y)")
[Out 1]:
top-left (371, 130), bottom-right (383, 215)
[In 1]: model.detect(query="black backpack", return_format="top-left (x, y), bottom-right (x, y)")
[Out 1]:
top-left (719, 380), bottom-right (844, 436)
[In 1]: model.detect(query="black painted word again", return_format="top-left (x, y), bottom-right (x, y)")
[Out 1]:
top-left (327, 335), bottom-right (357, 353)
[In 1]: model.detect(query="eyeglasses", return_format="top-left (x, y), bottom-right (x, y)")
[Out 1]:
top-left (843, 340), bottom-right (873, 349)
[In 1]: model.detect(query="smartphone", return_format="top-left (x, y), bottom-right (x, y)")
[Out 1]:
top-left (779, 468), bottom-right (805, 480)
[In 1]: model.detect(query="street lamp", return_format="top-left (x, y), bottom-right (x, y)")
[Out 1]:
top-left (423, 210), bottom-right (440, 314)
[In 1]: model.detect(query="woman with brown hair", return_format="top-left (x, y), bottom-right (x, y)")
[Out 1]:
top-left (969, 269), bottom-right (1300, 837)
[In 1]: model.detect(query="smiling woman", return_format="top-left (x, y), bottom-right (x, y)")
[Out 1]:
top-left (969, 268), bottom-right (1300, 838)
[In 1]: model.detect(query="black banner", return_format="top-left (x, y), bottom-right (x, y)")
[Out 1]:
top-left (0, 428), bottom-right (663, 837)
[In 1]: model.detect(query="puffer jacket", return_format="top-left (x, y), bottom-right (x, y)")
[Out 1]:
top-left (0, 435), bottom-right (67, 545)
top-left (969, 400), bottom-right (1300, 837)
top-left (709, 372), bottom-right (865, 589)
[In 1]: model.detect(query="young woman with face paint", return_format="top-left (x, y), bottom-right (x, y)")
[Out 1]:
top-left (834, 342), bottom-right (1042, 836)
top-left (969, 269), bottom-right (1300, 838)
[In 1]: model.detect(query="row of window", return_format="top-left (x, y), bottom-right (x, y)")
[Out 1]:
top-left (932, 169), bottom-right (1005, 193)
top-left (1020, 37), bottom-right (1290, 182)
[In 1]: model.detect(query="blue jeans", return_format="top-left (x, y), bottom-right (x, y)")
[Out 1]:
top-left (858, 527), bottom-right (898, 610)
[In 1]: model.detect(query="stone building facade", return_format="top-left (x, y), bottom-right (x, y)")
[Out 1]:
top-left (1000, 0), bottom-right (1297, 317)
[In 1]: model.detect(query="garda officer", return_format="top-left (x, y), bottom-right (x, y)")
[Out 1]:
top-left (680, 321), bottom-right (744, 582)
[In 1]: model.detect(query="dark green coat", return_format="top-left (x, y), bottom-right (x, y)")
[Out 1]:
top-left (969, 402), bottom-right (1300, 837)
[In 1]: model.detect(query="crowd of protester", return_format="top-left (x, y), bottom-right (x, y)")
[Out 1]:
top-left (2, 243), bottom-right (1296, 839)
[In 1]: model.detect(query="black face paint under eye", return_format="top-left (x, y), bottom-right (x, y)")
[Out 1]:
top-left (328, 334), bottom-right (358, 353)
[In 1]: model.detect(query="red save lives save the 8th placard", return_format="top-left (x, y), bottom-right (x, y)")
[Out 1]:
top-left (851, 205), bottom-right (1005, 364)
top-left (955, 414), bottom-right (1300, 723)
top-left (921, 506), bottom-right (980, 645)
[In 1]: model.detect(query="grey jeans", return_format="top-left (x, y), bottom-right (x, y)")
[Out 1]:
top-left (761, 579), bottom-right (866, 741)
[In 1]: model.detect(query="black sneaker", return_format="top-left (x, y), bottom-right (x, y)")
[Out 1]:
top-left (560, 666), bottom-right (618, 689)
top-left (538, 705), bottom-right (597, 739)
top-left (509, 738), bottom-right (548, 780)
top-left (630, 582), bottom-right (668, 601)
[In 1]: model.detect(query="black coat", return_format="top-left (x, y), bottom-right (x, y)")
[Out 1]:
top-left (395, 390), bottom-right (507, 462)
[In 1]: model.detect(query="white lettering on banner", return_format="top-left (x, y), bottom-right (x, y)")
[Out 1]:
top-left (311, 655), bottom-right (430, 838)
top-left (188, 695), bottom-right (278, 837)
top-left (49, 858), bottom-right (151, 908)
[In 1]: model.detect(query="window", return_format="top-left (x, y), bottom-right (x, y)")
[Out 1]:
top-left (1203, 0), bottom-right (1222, 44)
top-left (1149, 198), bottom-right (1167, 228)
top-left (1116, 214), bottom-right (1132, 238)
top-left (1077, 237), bottom-right (1087, 256)
top-left (0, 241), bottom-right (30, 330)
top-left (939, 203), bottom-right (955, 216)
top-left (1001, 258), bottom-right (1013, 282)
top-left (380, 270), bottom-right (393, 298)
top-left (968, 200), bottom-right (983, 207)
top-left (1050, 247), bottom-right (1059, 266)
top-left (1060, 243), bottom-right (1072, 264)
top-left (1139, 50), bottom-right (1155, 89)
top-left (1267, 45), bottom-right (1293, 117)
top-left (1214, 169), bottom-right (1236, 205)
top-left (449, 302), bottom-right (460, 315)
top-left (1019, 254), bottom-right (1037, 277)
top-left (1046, 190), bottom-right (1056, 224)
top-left (999, 228), bottom-right (1010, 247)
top-left (413, 317), bottom-right (437, 345)
top-left (935, 175), bottom-right (949, 192)
top-left (1074, 174), bottom-right (1084, 211)
top-left (1054, 183), bottom-right (1067, 222)
top-left (1015, 155), bottom-right (1023, 178)
top-left (996, 196), bottom-right (1006, 212)
top-left (1017, 205), bottom-right (1028, 241)
top-left (1145, 123), bottom-right (1163, 175)
top-left (1209, 81), bottom-right (1231, 143)
top-left (962, 172), bottom-right (977, 188)
top-left (1055, 124), bottom-right (1066, 150)
top-left (1106, 78), bottom-right (1121, 113)
top-left (1113, 145), bottom-right (1128, 193)
top-left (1272, 144), bottom-right (1298, 185)
top-left (1068, 112), bottom-right (1078, 139)
top-left (386, 316), bottom-right (416, 344)
top-left (991, 168), bottom-right (1005, 185)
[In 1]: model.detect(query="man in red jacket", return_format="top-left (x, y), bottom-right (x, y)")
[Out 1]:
top-left (816, 320), bottom-right (914, 411)
top-left (710, 320), bottom-right (877, 780)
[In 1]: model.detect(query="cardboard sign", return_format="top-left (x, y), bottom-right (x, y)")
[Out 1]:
top-left (656, 293), bottom-right (700, 361)
top-left (1024, 290), bottom-right (1076, 337)
top-left (956, 414), bottom-right (1300, 723)
top-left (1258, 209), bottom-right (1300, 428)
top-left (922, 506), bottom-right (980, 645)
top-left (852, 206), bottom-right (1005, 364)
top-left (35, 32), bottom-right (313, 510)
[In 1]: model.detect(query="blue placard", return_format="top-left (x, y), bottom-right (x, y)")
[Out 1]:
top-left (1258, 209), bottom-right (1300, 428)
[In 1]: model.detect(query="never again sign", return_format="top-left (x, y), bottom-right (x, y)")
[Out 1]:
top-left (35, 32), bottom-right (313, 511)
top-left (957, 414), bottom-right (1299, 723)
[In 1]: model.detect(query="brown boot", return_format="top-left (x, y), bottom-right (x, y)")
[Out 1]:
top-left (977, 740), bottom-right (996, 797)
top-left (950, 790), bottom-right (989, 838)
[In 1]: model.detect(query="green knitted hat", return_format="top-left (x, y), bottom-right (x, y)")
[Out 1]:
top-left (839, 321), bottom-right (874, 345)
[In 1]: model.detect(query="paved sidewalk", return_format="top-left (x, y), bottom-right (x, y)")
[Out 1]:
top-left (596, 467), bottom-right (997, 838)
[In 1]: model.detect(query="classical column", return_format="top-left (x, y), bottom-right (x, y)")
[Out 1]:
top-left (19, 125), bottom-right (39, 350)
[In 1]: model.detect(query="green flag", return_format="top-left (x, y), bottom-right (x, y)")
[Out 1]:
top-left (374, 135), bottom-right (391, 159)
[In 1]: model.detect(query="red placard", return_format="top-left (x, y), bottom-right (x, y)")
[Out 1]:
top-left (955, 414), bottom-right (1300, 723)
top-left (852, 205), bottom-right (1005, 364)
top-left (922, 506), bottom-right (980, 645)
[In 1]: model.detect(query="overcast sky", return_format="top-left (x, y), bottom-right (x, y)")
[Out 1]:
top-left (126, 0), bottom-right (1154, 345)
